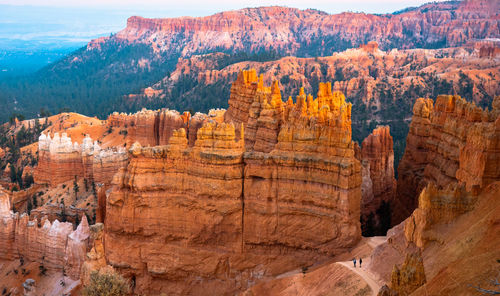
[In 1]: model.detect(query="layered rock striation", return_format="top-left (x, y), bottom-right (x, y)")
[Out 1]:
top-left (243, 81), bottom-right (361, 255)
top-left (404, 183), bottom-right (477, 249)
top-left (369, 95), bottom-right (500, 295)
top-left (395, 95), bottom-right (500, 224)
top-left (108, 108), bottom-right (225, 147)
top-left (110, 109), bottom-right (190, 146)
top-left (0, 187), bottom-right (91, 279)
top-left (94, 1), bottom-right (499, 55)
top-left (34, 133), bottom-right (128, 186)
top-left (360, 126), bottom-right (396, 235)
top-left (104, 70), bottom-right (362, 294)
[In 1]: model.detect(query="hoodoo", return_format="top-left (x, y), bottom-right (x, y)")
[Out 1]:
top-left (103, 69), bottom-right (362, 294)
top-left (0, 1), bottom-right (499, 295)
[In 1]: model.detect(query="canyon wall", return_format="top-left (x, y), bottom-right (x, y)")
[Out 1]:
top-left (370, 94), bottom-right (500, 295)
top-left (33, 108), bottom-right (228, 188)
top-left (395, 95), bottom-right (500, 224)
top-left (243, 79), bottom-right (361, 255)
top-left (34, 133), bottom-right (128, 186)
top-left (0, 187), bottom-right (91, 280)
top-left (96, 1), bottom-right (499, 55)
top-left (404, 183), bottom-right (477, 249)
top-left (104, 70), bottom-right (362, 295)
top-left (108, 109), bottom-right (190, 147)
top-left (108, 108), bottom-right (225, 147)
top-left (371, 179), bottom-right (500, 295)
top-left (360, 126), bottom-right (396, 234)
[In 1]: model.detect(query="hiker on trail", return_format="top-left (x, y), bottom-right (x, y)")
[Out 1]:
top-left (353, 258), bottom-right (356, 267)
top-left (359, 257), bottom-right (362, 268)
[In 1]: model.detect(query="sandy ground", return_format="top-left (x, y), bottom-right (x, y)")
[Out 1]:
top-left (0, 259), bottom-right (79, 296)
top-left (245, 236), bottom-right (387, 295)
top-left (338, 261), bottom-right (381, 296)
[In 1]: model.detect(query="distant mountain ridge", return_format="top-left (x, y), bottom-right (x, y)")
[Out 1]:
top-left (91, 0), bottom-right (499, 56)
top-left (0, 0), bottom-right (498, 124)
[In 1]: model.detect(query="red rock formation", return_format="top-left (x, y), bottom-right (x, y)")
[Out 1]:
top-left (395, 95), bottom-right (500, 224)
top-left (360, 41), bottom-right (379, 53)
top-left (10, 185), bottom-right (42, 214)
top-left (29, 204), bottom-right (88, 226)
top-left (34, 132), bottom-right (84, 186)
top-left (109, 108), bottom-right (208, 147)
top-left (81, 223), bottom-right (110, 286)
top-left (360, 126), bottom-right (396, 234)
top-left (187, 112), bottom-right (207, 146)
top-left (390, 251), bottom-right (426, 296)
top-left (243, 83), bottom-right (361, 255)
top-left (65, 215), bottom-right (91, 279)
top-left (0, 188), bottom-right (91, 280)
top-left (479, 46), bottom-right (500, 58)
top-left (136, 45), bottom-right (500, 123)
top-left (250, 81), bottom-right (284, 153)
top-left (408, 181), bottom-right (500, 295)
top-left (369, 180), bottom-right (500, 295)
top-left (105, 125), bottom-right (247, 295)
top-left (366, 96), bottom-right (500, 295)
top-left (104, 71), bottom-right (362, 294)
top-left (0, 187), bottom-right (15, 259)
top-left (377, 285), bottom-right (399, 296)
top-left (34, 133), bottom-right (128, 186)
top-left (95, 185), bottom-right (107, 223)
top-left (123, 109), bottom-right (191, 146)
top-left (224, 69), bottom-right (260, 137)
top-left (92, 1), bottom-right (499, 55)
top-left (404, 183), bottom-right (477, 248)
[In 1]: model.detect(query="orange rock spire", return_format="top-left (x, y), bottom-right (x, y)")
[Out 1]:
top-left (104, 69), bottom-right (362, 295)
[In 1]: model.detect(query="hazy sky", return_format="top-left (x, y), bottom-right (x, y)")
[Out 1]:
top-left (0, 0), bottom-right (445, 16)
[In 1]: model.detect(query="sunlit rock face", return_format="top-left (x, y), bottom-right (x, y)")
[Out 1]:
top-left (91, 2), bottom-right (499, 54)
top-left (104, 69), bottom-right (362, 295)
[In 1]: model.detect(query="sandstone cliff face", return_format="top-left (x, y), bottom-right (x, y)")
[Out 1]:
top-left (119, 109), bottom-right (190, 146)
top-left (224, 69), bottom-right (260, 138)
top-left (93, 1), bottom-right (499, 56)
top-left (108, 108), bottom-right (225, 148)
top-left (368, 94), bottom-right (500, 295)
top-left (404, 183), bottom-right (477, 249)
top-left (81, 223), bottom-right (111, 286)
top-left (370, 180), bottom-right (500, 296)
top-left (104, 71), bottom-right (362, 295)
top-left (34, 133), bottom-right (128, 186)
top-left (360, 126), bottom-right (396, 235)
top-left (243, 81), bottom-right (361, 256)
top-left (0, 187), bottom-right (91, 280)
top-left (395, 95), bottom-right (500, 224)
top-left (106, 125), bottom-right (248, 295)
top-left (34, 132), bottom-right (84, 186)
